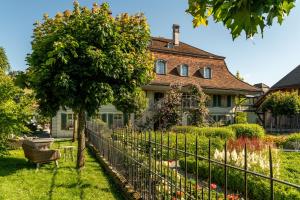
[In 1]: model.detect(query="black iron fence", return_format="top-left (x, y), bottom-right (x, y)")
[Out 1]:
top-left (86, 121), bottom-right (300, 200)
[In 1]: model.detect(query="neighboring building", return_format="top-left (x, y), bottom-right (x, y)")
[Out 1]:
top-left (256, 65), bottom-right (300, 132)
top-left (254, 83), bottom-right (270, 94)
top-left (51, 24), bottom-right (260, 137)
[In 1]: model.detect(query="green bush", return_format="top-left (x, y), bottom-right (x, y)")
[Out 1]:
top-left (282, 133), bottom-right (300, 149)
top-left (229, 124), bottom-right (265, 138)
top-left (171, 126), bottom-right (235, 140)
top-left (235, 112), bottom-right (247, 124)
top-left (180, 157), bottom-right (300, 200)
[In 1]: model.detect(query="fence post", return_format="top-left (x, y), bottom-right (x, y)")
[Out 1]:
top-left (224, 141), bottom-right (228, 200)
top-left (208, 139), bottom-right (211, 200)
top-left (244, 143), bottom-right (248, 200)
top-left (148, 131), bottom-right (152, 200)
top-left (269, 146), bottom-right (274, 200)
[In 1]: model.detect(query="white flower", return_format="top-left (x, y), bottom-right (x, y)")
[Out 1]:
top-left (231, 149), bottom-right (238, 162)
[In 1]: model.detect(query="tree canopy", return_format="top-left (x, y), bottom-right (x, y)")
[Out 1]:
top-left (27, 2), bottom-right (154, 167)
top-left (0, 47), bottom-right (10, 73)
top-left (187, 0), bottom-right (296, 39)
top-left (0, 73), bottom-right (35, 156)
top-left (262, 91), bottom-right (300, 116)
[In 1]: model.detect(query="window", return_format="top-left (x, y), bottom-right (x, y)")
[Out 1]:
top-left (204, 67), bottom-right (212, 79)
top-left (155, 60), bottom-right (166, 75)
top-left (180, 64), bottom-right (189, 76)
top-left (227, 95), bottom-right (232, 107)
top-left (213, 95), bottom-right (221, 107)
top-left (61, 113), bottom-right (73, 130)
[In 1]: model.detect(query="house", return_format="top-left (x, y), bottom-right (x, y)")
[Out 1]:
top-left (254, 83), bottom-right (269, 94)
top-left (256, 65), bottom-right (300, 132)
top-left (51, 24), bottom-right (260, 137)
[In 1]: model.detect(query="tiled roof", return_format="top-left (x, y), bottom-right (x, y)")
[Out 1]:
top-left (148, 38), bottom-right (260, 93)
top-left (271, 65), bottom-right (300, 90)
top-left (150, 37), bottom-right (225, 59)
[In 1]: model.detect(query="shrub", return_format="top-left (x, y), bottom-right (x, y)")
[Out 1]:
top-left (235, 112), bottom-right (247, 124)
top-left (179, 157), bottom-right (300, 200)
top-left (229, 124), bottom-right (265, 138)
top-left (282, 133), bottom-right (300, 149)
top-left (263, 135), bottom-right (287, 147)
top-left (171, 126), bottom-right (235, 140)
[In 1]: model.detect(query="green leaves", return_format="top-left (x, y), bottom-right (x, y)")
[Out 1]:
top-left (262, 91), bottom-right (300, 116)
top-left (187, 0), bottom-right (296, 39)
top-left (0, 47), bottom-right (10, 73)
top-left (27, 2), bottom-right (154, 117)
top-left (0, 73), bottom-right (35, 155)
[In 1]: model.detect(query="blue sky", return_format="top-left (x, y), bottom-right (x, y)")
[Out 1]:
top-left (0, 0), bottom-right (299, 87)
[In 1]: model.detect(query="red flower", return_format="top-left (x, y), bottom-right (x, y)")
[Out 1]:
top-left (210, 183), bottom-right (217, 190)
top-left (176, 191), bottom-right (184, 197)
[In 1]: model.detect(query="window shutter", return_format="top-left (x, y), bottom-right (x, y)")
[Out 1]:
top-left (218, 95), bottom-right (222, 107)
top-left (227, 95), bottom-right (232, 107)
top-left (213, 95), bottom-right (217, 107)
top-left (61, 113), bottom-right (67, 130)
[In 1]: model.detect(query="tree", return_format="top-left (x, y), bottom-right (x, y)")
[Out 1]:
top-left (262, 91), bottom-right (300, 116)
top-left (154, 85), bottom-right (182, 130)
top-left (236, 71), bottom-right (244, 81)
top-left (187, 0), bottom-right (296, 39)
top-left (153, 84), bottom-right (209, 130)
top-left (0, 47), bottom-right (10, 73)
top-left (114, 88), bottom-right (148, 126)
top-left (27, 2), bottom-right (154, 168)
top-left (0, 73), bottom-right (35, 156)
top-left (186, 85), bottom-right (209, 126)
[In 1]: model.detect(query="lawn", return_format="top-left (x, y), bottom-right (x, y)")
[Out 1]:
top-left (0, 141), bottom-right (125, 200)
top-left (279, 151), bottom-right (300, 185)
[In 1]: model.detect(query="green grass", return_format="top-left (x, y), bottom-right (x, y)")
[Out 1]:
top-left (279, 151), bottom-right (300, 185)
top-left (0, 141), bottom-right (125, 200)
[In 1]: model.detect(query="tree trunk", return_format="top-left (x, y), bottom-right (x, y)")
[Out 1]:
top-left (72, 112), bottom-right (78, 142)
top-left (77, 110), bottom-right (85, 169)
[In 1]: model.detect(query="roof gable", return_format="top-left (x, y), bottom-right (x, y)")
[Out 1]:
top-left (271, 65), bottom-right (300, 90)
top-left (150, 37), bottom-right (224, 59)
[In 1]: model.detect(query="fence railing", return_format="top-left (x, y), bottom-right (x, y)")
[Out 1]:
top-left (86, 121), bottom-right (300, 200)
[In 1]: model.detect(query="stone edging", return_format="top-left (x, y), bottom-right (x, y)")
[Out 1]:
top-left (88, 144), bottom-right (142, 200)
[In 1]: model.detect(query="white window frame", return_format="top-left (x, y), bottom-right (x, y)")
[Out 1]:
top-left (155, 60), bottom-right (167, 75)
top-left (204, 67), bottom-right (212, 79)
top-left (180, 64), bottom-right (189, 76)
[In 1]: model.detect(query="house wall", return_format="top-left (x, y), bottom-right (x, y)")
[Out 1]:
top-left (51, 108), bottom-right (74, 138)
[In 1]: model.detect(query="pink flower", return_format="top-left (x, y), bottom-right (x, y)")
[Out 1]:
top-left (210, 183), bottom-right (217, 190)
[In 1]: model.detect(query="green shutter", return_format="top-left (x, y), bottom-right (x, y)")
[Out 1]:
top-left (123, 113), bottom-right (129, 125)
top-left (213, 95), bottom-right (217, 107)
top-left (108, 114), bottom-right (113, 128)
top-left (218, 95), bottom-right (221, 107)
top-left (61, 113), bottom-right (67, 130)
top-left (227, 95), bottom-right (232, 107)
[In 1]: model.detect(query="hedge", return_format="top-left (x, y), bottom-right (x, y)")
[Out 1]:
top-left (179, 157), bottom-right (300, 200)
top-left (229, 124), bottom-right (265, 138)
top-left (282, 133), bottom-right (300, 149)
top-left (171, 126), bottom-right (235, 140)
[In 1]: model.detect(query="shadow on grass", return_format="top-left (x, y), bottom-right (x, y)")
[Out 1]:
top-left (46, 147), bottom-right (124, 200)
top-left (0, 156), bottom-right (33, 177)
top-left (48, 168), bottom-right (58, 200)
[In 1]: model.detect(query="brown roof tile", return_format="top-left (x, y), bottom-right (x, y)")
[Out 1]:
top-left (150, 37), bottom-right (224, 59)
top-left (148, 39), bottom-right (259, 93)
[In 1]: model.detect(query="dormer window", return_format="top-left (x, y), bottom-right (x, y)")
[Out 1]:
top-left (204, 67), bottom-right (212, 79)
top-left (180, 64), bottom-right (189, 76)
top-left (155, 60), bottom-right (166, 75)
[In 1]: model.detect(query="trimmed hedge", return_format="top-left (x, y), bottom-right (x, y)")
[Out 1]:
top-left (229, 124), bottom-right (265, 138)
top-left (171, 126), bottom-right (235, 140)
top-left (282, 133), bottom-right (300, 149)
top-left (179, 157), bottom-right (300, 200)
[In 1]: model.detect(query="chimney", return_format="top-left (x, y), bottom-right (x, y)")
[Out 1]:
top-left (172, 24), bottom-right (180, 46)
